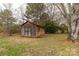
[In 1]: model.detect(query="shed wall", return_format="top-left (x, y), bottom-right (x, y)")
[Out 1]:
top-left (21, 22), bottom-right (45, 37)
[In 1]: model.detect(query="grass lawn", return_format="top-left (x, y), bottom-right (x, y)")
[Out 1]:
top-left (0, 33), bottom-right (79, 56)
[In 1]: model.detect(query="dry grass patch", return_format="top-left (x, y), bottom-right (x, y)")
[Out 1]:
top-left (0, 33), bottom-right (79, 55)
top-left (7, 35), bottom-right (39, 44)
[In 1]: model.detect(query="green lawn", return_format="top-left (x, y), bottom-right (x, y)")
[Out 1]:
top-left (0, 34), bottom-right (79, 56)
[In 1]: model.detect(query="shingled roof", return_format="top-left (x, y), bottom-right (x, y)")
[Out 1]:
top-left (21, 20), bottom-right (44, 28)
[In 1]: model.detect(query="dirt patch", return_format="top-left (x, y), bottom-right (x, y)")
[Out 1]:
top-left (7, 35), bottom-right (39, 44)
top-left (0, 48), bottom-right (6, 53)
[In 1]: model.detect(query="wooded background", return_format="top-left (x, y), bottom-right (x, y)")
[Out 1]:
top-left (0, 3), bottom-right (79, 42)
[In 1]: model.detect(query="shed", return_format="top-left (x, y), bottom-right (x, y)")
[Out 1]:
top-left (21, 21), bottom-right (45, 37)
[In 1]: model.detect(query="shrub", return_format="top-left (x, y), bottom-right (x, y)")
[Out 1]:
top-left (44, 20), bottom-right (59, 34)
top-left (58, 24), bottom-right (68, 33)
top-left (9, 24), bottom-right (21, 34)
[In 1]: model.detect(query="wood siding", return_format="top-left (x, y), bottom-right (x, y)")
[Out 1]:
top-left (21, 22), bottom-right (45, 37)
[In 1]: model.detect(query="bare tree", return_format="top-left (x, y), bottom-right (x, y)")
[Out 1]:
top-left (45, 3), bottom-right (64, 25)
top-left (0, 3), bottom-right (16, 35)
top-left (55, 3), bottom-right (79, 42)
top-left (45, 4), bottom-right (55, 20)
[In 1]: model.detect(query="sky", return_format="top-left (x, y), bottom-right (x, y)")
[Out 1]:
top-left (0, 0), bottom-right (77, 3)
top-left (0, 0), bottom-right (28, 9)
top-left (0, 3), bottom-right (24, 9)
top-left (0, 0), bottom-right (78, 23)
top-left (0, 3), bottom-right (26, 23)
top-left (0, 0), bottom-right (26, 8)
top-left (12, 3), bottom-right (24, 9)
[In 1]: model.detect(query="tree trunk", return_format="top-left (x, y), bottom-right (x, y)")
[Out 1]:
top-left (67, 30), bottom-right (78, 43)
top-left (67, 20), bottom-right (79, 43)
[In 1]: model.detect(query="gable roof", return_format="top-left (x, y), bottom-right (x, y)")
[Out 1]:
top-left (21, 21), bottom-right (44, 28)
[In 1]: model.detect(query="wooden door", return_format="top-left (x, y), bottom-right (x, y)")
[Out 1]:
top-left (25, 27), bottom-right (32, 37)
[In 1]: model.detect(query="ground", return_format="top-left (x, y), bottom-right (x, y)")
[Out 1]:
top-left (0, 33), bottom-right (79, 56)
